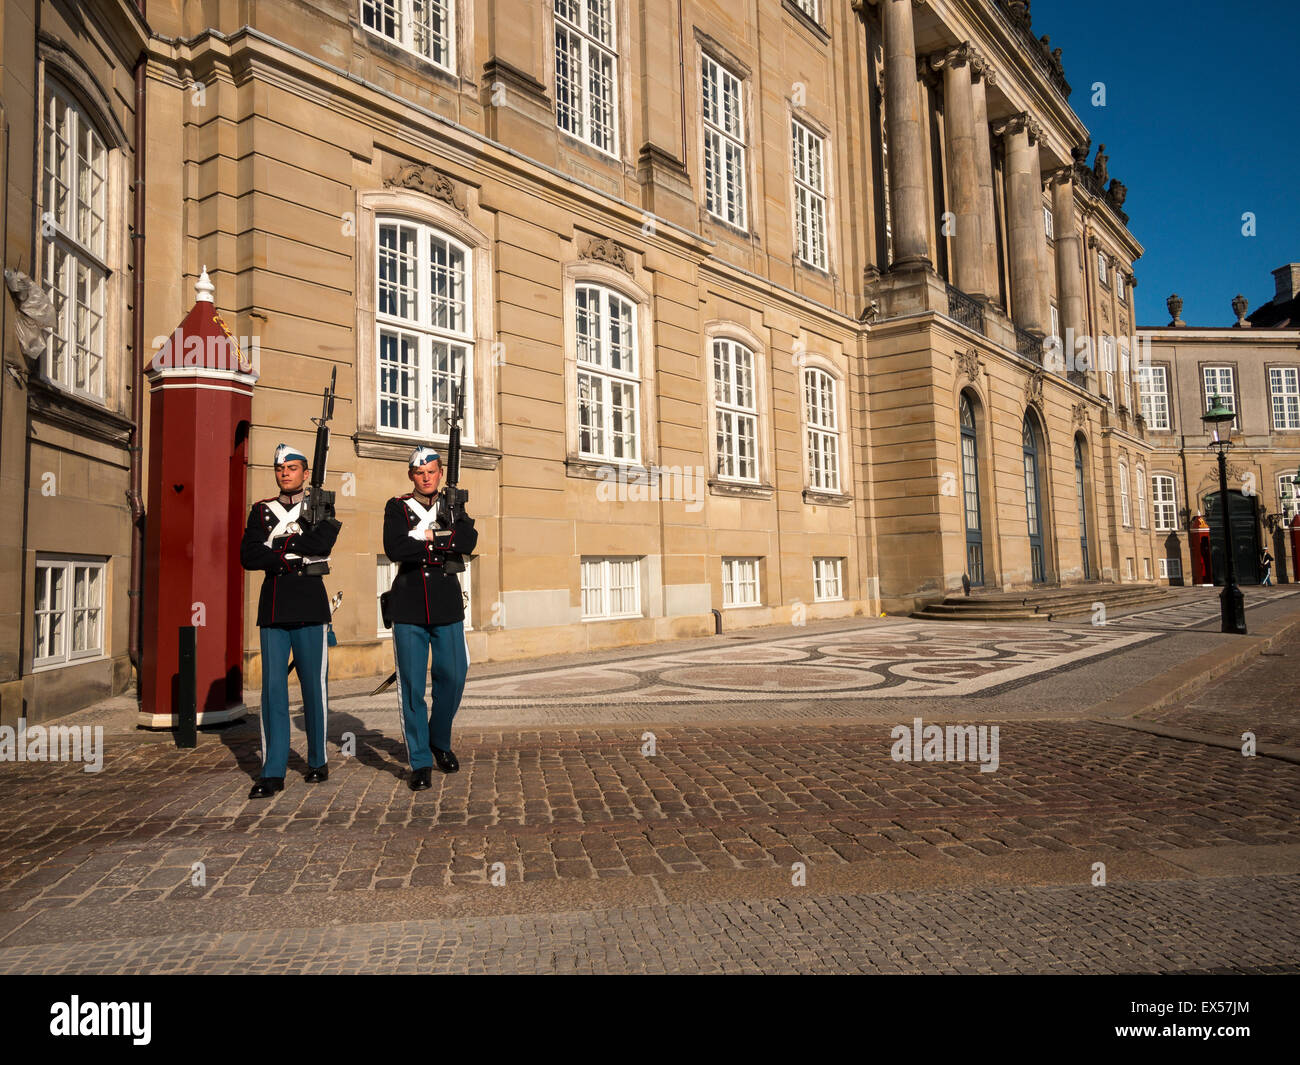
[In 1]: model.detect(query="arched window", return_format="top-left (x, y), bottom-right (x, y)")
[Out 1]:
top-left (1023, 416), bottom-right (1045, 583)
top-left (375, 218), bottom-right (473, 442)
top-left (575, 283), bottom-right (639, 462)
top-left (713, 338), bottom-right (757, 481)
top-left (960, 395), bottom-right (983, 586)
top-left (804, 368), bottom-right (840, 493)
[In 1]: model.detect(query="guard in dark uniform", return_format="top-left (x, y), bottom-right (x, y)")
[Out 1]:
top-left (383, 446), bottom-right (478, 790)
top-left (239, 443), bottom-right (341, 798)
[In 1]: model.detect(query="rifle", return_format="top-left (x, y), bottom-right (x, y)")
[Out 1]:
top-left (435, 355), bottom-right (470, 574)
top-left (299, 367), bottom-right (337, 576)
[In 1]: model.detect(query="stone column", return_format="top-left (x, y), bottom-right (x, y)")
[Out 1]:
top-left (969, 54), bottom-right (999, 304)
top-left (878, 0), bottom-right (931, 269)
top-left (933, 44), bottom-right (985, 298)
top-left (996, 113), bottom-right (1047, 335)
top-left (1050, 171), bottom-right (1085, 350)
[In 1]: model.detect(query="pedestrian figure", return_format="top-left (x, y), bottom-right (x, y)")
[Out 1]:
top-left (1260, 547), bottom-right (1273, 586)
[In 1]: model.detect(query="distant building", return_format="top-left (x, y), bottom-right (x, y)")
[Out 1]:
top-left (1139, 265), bottom-right (1300, 586)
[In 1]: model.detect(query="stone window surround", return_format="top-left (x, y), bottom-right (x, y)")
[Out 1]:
top-left (1150, 471), bottom-right (1180, 531)
top-left (32, 554), bottom-right (109, 672)
top-left (353, 185), bottom-right (501, 466)
top-left (693, 29), bottom-right (758, 241)
top-left (1118, 457), bottom-right (1131, 527)
top-left (561, 253), bottom-right (660, 480)
top-left (358, 0), bottom-right (470, 80)
top-left (1263, 362), bottom-right (1300, 433)
top-left (1199, 360), bottom-right (1240, 433)
top-left (787, 104), bottom-right (836, 277)
top-left (1136, 463), bottom-right (1147, 529)
top-left (36, 51), bottom-right (131, 418)
top-left (1140, 360), bottom-right (1174, 433)
top-left (544, 0), bottom-right (631, 164)
top-left (703, 320), bottom-right (774, 500)
top-left (797, 350), bottom-right (851, 506)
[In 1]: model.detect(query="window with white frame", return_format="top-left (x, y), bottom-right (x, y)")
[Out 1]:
top-left (1101, 336), bottom-right (1115, 403)
top-left (1116, 271), bottom-right (1127, 303)
top-left (702, 54), bottom-right (747, 229)
top-left (1119, 344), bottom-right (1131, 410)
top-left (1125, 557), bottom-right (1134, 579)
top-left (1136, 465), bottom-right (1147, 528)
top-left (361, 0), bottom-right (455, 71)
top-left (1043, 203), bottom-right (1054, 240)
top-left (576, 284), bottom-right (639, 462)
top-left (1158, 557), bottom-right (1182, 580)
top-left (580, 557), bottom-right (640, 619)
top-left (1097, 250), bottom-right (1108, 286)
top-left (376, 219), bottom-right (473, 441)
top-left (554, 0), bottom-right (618, 155)
top-left (813, 557), bottom-right (843, 602)
top-left (1279, 475), bottom-right (1299, 522)
top-left (376, 555), bottom-right (471, 633)
top-left (804, 368), bottom-right (840, 493)
top-left (1143, 557), bottom-right (1151, 579)
top-left (790, 0), bottom-right (821, 22)
top-left (1119, 460), bottom-right (1131, 526)
top-left (722, 556), bottom-right (761, 608)
top-left (1202, 366), bottom-right (1237, 431)
top-left (1152, 475), bottom-right (1177, 531)
top-left (1049, 304), bottom-right (1059, 343)
top-left (713, 339), bottom-right (758, 481)
top-left (42, 82), bottom-right (108, 402)
top-left (1139, 364), bottom-right (1170, 430)
top-left (34, 557), bottom-right (105, 668)
top-left (1269, 366), bottom-right (1300, 430)
top-left (791, 118), bottom-right (827, 270)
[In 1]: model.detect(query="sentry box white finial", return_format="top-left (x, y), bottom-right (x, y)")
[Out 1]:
top-left (195, 265), bottom-right (215, 303)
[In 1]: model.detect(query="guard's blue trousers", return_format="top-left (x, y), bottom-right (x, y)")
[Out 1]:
top-left (393, 620), bottom-right (469, 769)
top-left (258, 624), bottom-right (329, 777)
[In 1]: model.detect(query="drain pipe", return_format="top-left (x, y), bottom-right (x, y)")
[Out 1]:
top-left (126, 12), bottom-right (147, 693)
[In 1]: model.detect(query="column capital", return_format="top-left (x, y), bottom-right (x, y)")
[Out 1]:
top-left (928, 42), bottom-right (972, 72)
top-left (992, 112), bottom-right (1042, 143)
top-left (970, 50), bottom-right (998, 85)
top-left (1044, 164), bottom-right (1075, 187)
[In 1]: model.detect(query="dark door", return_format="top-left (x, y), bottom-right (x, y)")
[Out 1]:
top-left (1075, 440), bottom-right (1090, 580)
top-left (1023, 419), bottom-right (1045, 583)
top-left (960, 397), bottom-right (984, 586)
top-left (1204, 491), bottom-right (1260, 584)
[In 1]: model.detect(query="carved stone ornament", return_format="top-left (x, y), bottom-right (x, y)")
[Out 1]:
top-left (384, 164), bottom-right (466, 214)
top-left (1071, 401), bottom-right (1088, 429)
top-left (1025, 368), bottom-right (1045, 408)
top-left (957, 347), bottom-right (985, 382)
top-left (581, 237), bottom-right (633, 275)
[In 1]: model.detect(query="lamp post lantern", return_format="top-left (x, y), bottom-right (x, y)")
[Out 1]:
top-left (1202, 394), bottom-right (1246, 633)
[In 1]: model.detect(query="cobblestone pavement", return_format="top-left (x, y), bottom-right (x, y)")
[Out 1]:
top-left (0, 874), bottom-right (1294, 974)
top-left (1, 594), bottom-right (1297, 974)
top-left (1139, 624), bottom-right (1300, 748)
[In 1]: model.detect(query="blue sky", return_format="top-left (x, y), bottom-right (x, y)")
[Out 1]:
top-left (1033, 0), bottom-right (1298, 326)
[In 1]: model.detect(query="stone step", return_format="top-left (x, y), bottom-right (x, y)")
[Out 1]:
top-left (912, 584), bottom-right (1175, 622)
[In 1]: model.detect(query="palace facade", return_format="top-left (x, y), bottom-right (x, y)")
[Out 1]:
top-left (4, 0), bottom-right (1175, 724)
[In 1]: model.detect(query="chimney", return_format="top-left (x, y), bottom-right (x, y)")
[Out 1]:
top-left (1273, 263), bottom-right (1300, 304)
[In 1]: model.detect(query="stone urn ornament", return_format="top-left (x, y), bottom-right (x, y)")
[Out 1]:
top-left (1166, 293), bottom-right (1185, 327)
top-left (1232, 293), bottom-right (1250, 327)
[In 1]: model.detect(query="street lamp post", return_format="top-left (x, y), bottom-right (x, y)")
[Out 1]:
top-left (1202, 394), bottom-right (1246, 634)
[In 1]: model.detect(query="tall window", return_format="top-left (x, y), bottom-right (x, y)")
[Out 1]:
top-left (1075, 438), bottom-right (1090, 581)
top-left (576, 284), bottom-right (639, 462)
top-left (1097, 250), bottom-right (1109, 287)
top-left (1203, 366), bottom-right (1237, 431)
top-left (362, 0), bottom-right (455, 71)
top-left (791, 119), bottom-right (827, 270)
top-left (1023, 418), bottom-right (1045, 583)
top-left (1043, 204), bottom-right (1054, 240)
top-left (804, 368), bottom-right (840, 492)
top-left (1139, 365), bottom-right (1170, 430)
top-left (34, 557), bottom-right (105, 668)
top-left (376, 220), bottom-right (472, 441)
top-left (1119, 345), bottom-right (1131, 411)
top-left (555, 0), bottom-right (618, 155)
top-left (1101, 337), bottom-right (1115, 404)
top-left (1116, 271), bottom-right (1127, 304)
top-left (1152, 475), bottom-right (1178, 531)
top-left (1278, 475), bottom-right (1299, 522)
top-left (1119, 460), bottom-right (1131, 526)
top-left (702, 54), bottom-right (747, 228)
top-left (713, 339), bottom-right (757, 481)
top-left (960, 395), bottom-right (984, 586)
top-left (42, 82), bottom-right (107, 401)
top-left (813, 557), bottom-right (843, 601)
top-left (581, 557), bottom-right (640, 619)
top-left (791, 0), bottom-right (822, 21)
top-left (722, 557), bottom-right (760, 608)
top-left (1136, 465), bottom-right (1147, 529)
top-left (1269, 367), bottom-right (1300, 431)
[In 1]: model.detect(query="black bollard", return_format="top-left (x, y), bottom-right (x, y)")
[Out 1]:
top-left (177, 625), bottom-right (197, 748)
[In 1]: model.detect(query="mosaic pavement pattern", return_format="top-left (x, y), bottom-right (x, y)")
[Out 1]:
top-left (1103, 587), bottom-right (1300, 631)
top-left (459, 621), bottom-right (1160, 707)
